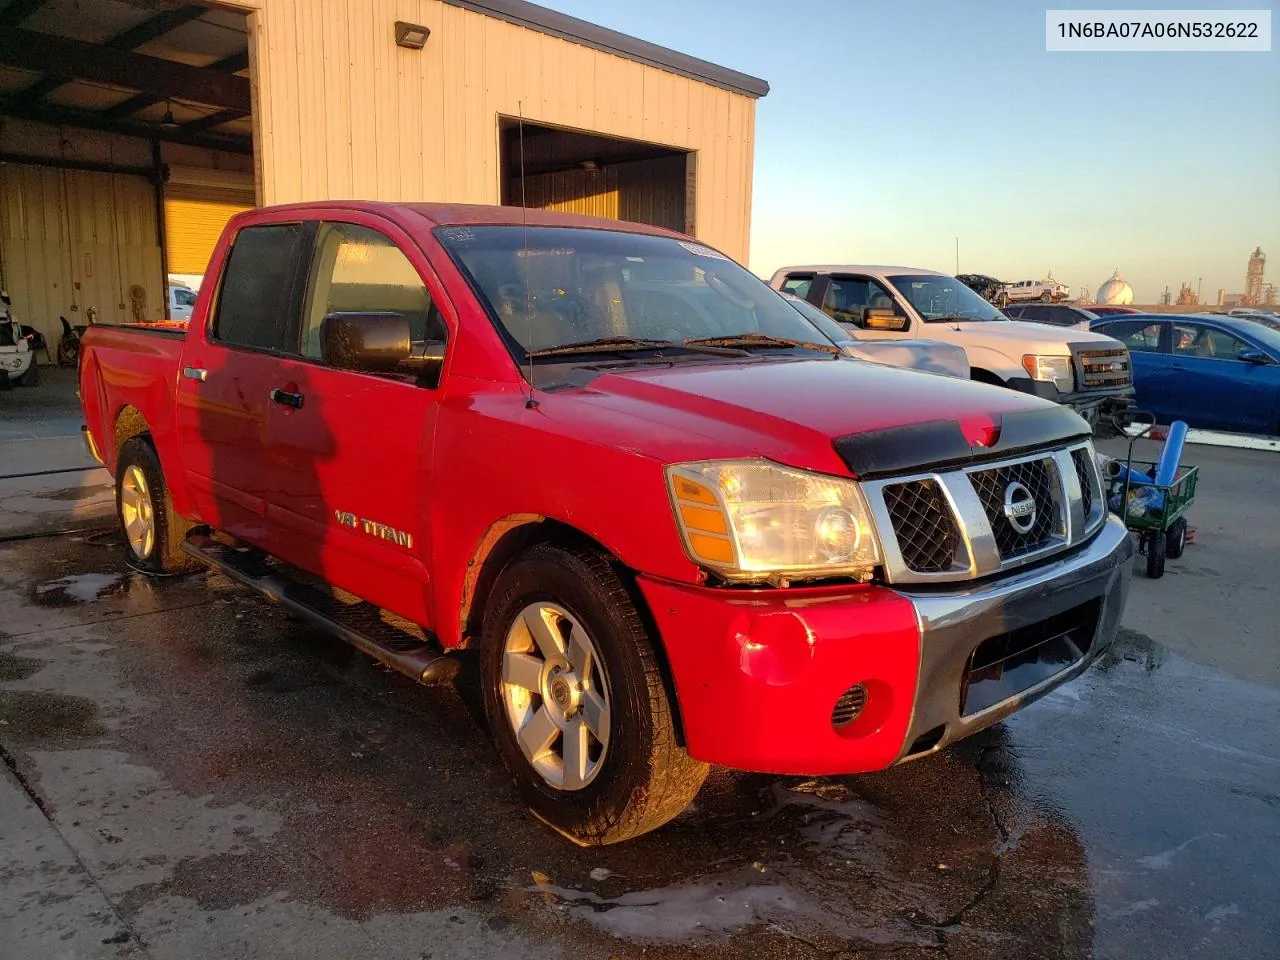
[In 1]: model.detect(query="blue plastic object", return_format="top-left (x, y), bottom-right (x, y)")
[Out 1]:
top-left (1153, 421), bottom-right (1188, 487)
top-left (1111, 463), bottom-right (1154, 486)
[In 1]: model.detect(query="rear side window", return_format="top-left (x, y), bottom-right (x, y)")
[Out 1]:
top-left (780, 274), bottom-right (814, 299)
top-left (1103, 320), bottom-right (1163, 353)
top-left (213, 223), bottom-right (310, 351)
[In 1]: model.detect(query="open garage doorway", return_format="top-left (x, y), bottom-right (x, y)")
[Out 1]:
top-left (500, 119), bottom-right (693, 235)
top-left (0, 0), bottom-right (254, 343)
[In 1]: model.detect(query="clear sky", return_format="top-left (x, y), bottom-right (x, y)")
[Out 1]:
top-left (541, 0), bottom-right (1279, 302)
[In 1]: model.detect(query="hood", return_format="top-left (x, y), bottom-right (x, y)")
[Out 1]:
top-left (930, 320), bottom-right (1120, 351)
top-left (555, 357), bottom-right (1057, 476)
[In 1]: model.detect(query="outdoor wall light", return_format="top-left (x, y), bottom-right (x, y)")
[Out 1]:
top-left (394, 21), bottom-right (430, 49)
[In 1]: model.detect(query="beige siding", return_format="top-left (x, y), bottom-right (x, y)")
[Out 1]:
top-left (228, 0), bottom-right (757, 262)
top-left (0, 165), bottom-right (164, 341)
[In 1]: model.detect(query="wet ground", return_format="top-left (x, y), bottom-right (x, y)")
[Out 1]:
top-left (1, 444), bottom-right (1278, 959)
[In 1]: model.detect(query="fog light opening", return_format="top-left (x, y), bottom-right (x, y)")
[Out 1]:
top-left (831, 683), bottom-right (868, 730)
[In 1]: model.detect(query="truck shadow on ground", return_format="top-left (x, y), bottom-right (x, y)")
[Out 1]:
top-left (0, 533), bottom-right (1100, 960)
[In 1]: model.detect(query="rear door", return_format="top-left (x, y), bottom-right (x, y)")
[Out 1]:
top-left (175, 220), bottom-right (314, 551)
top-left (265, 215), bottom-right (451, 625)
top-left (1097, 319), bottom-right (1170, 421)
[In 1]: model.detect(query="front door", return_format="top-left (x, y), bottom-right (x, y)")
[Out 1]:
top-left (174, 220), bottom-right (313, 551)
top-left (813, 274), bottom-right (914, 341)
top-left (265, 217), bottom-right (452, 625)
top-left (1167, 321), bottom-right (1273, 433)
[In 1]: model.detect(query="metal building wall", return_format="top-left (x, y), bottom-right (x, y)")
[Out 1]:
top-left (0, 164), bottom-right (164, 340)
top-left (228, 0), bottom-right (756, 262)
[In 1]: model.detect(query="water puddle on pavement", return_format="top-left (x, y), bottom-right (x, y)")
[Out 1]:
top-left (31, 572), bottom-right (124, 605)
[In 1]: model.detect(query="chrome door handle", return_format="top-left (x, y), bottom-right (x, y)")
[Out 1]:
top-left (182, 366), bottom-right (208, 382)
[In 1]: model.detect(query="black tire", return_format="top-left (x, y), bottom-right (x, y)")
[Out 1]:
top-left (1040, 290), bottom-right (1053, 302)
top-left (1145, 530), bottom-right (1166, 579)
top-left (57, 339), bottom-right (78, 368)
top-left (115, 437), bottom-right (198, 575)
top-left (1165, 518), bottom-right (1188, 560)
top-left (479, 542), bottom-right (708, 845)
top-left (16, 358), bottom-right (39, 387)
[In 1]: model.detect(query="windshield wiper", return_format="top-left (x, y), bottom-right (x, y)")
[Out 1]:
top-left (527, 336), bottom-right (679, 358)
top-left (682, 333), bottom-right (841, 355)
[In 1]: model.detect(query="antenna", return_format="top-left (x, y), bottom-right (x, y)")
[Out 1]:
top-left (518, 102), bottom-right (538, 410)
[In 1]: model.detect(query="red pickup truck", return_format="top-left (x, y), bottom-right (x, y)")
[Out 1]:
top-left (79, 202), bottom-right (1133, 844)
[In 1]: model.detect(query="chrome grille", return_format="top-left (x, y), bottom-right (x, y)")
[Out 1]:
top-left (863, 441), bottom-right (1100, 585)
top-left (1071, 448), bottom-right (1096, 519)
top-left (882, 479), bottom-right (961, 573)
top-left (969, 458), bottom-right (1061, 559)
top-left (1076, 348), bottom-right (1132, 389)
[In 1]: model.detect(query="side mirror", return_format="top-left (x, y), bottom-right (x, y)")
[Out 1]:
top-left (1238, 348), bottom-right (1270, 365)
top-left (864, 307), bottom-right (909, 331)
top-left (321, 312), bottom-right (411, 372)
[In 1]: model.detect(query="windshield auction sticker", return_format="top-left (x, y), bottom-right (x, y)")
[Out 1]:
top-left (1046, 10), bottom-right (1271, 51)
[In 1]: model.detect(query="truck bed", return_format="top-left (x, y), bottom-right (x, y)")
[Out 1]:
top-left (79, 323), bottom-right (188, 480)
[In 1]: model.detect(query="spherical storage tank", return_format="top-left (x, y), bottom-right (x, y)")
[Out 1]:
top-left (1097, 270), bottom-right (1134, 305)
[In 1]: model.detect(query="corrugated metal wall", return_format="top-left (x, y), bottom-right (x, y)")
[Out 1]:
top-left (0, 164), bottom-right (164, 340)
top-left (231, 0), bottom-right (756, 262)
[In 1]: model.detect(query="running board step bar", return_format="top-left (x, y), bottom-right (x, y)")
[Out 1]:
top-left (182, 534), bottom-right (459, 685)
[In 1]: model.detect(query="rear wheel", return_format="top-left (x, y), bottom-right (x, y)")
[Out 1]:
top-left (1145, 530), bottom-right (1166, 579)
top-left (115, 437), bottom-right (197, 575)
top-left (480, 542), bottom-right (707, 845)
top-left (1165, 518), bottom-right (1188, 559)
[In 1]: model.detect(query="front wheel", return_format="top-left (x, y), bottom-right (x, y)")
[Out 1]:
top-left (1040, 290), bottom-right (1053, 302)
top-left (480, 543), bottom-right (708, 845)
top-left (16, 359), bottom-right (38, 387)
top-left (115, 437), bottom-right (197, 575)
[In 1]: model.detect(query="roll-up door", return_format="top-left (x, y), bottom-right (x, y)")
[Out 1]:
top-left (163, 167), bottom-right (256, 275)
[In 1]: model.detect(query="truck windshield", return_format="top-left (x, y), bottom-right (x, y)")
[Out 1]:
top-left (888, 274), bottom-right (1006, 323)
top-left (436, 225), bottom-right (838, 360)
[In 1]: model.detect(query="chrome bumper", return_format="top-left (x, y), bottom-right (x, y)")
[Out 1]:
top-left (895, 515), bottom-right (1133, 760)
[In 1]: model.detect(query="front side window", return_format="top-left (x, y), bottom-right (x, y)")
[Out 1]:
top-left (435, 226), bottom-right (834, 359)
top-left (1104, 320), bottom-right (1163, 353)
top-left (301, 222), bottom-right (447, 386)
top-left (213, 223), bottom-right (309, 351)
top-left (1172, 323), bottom-right (1249, 360)
top-left (173, 288), bottom-right (197, 307)
top-left (820, 277), bottom-right (899, 328)
top-left (888, 274), bottom-right (1005, 322)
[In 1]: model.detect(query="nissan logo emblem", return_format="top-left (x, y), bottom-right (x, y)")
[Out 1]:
top-left (1003, 481), bottom-right (1037, 534)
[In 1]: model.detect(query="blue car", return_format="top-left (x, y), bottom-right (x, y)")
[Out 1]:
top-left (1090, 314), bottom-right (1280, 435)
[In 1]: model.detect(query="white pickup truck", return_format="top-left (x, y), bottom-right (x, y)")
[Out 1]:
top-left (0, 296), bottom-right (37, 388)
top-left (997, 277), bottom-right (1071, 306)
top-left (770, 266), bottom-right (1132, 425)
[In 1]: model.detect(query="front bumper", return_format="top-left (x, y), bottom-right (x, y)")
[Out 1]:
top-left (638, 516), bottom-right (1133, 775)
top-left (1006, 377), bottom-right (1134, 420)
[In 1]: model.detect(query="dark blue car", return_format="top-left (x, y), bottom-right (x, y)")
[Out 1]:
top-left (1090, 314), bottom-right (1280, 435)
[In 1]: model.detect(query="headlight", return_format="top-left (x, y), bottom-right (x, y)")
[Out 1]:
top-left (1022, 354), bottom-right (1074, 393)
top-left (666, 460), bottom-right (882, 584)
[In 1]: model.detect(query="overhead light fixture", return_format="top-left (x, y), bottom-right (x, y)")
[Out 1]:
top-left (159, 100), bottom-right (179, 129)
top-left (394, 20), bottom-right (430, 49)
